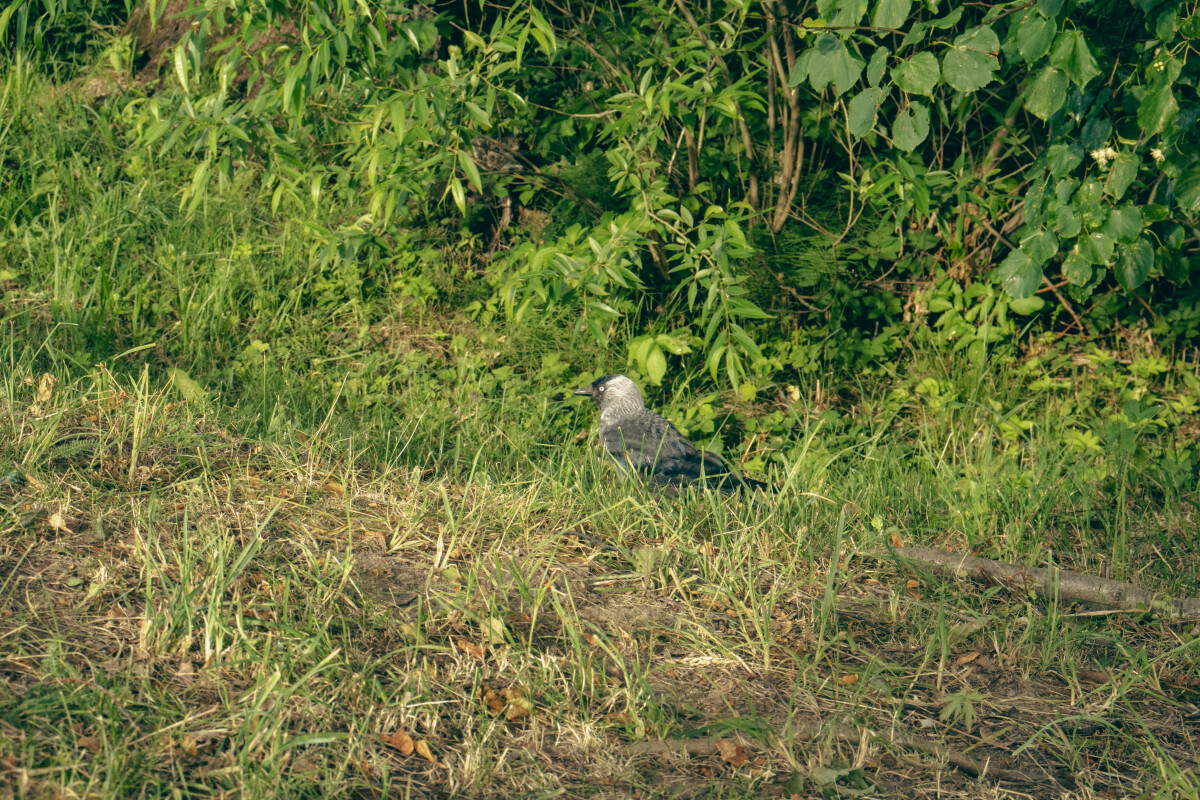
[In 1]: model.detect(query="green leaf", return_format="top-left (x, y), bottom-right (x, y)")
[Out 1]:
top-left (1020, 229), bottom-right (1058, 265)
top-left (1102, 204), bottom-right (1143, 244)
top-left (1116, 239), bottom-right (1154, 290)
top-left (1008, 296), bottom-right (1046, 314)
top-left (1143, 203), bottom-right (1169, 222)
top-left (1174, 163), bottom-right (1200, 214)
top-left (821, 0), bottom-right (869, 27)
top-left (1024, 67), bottom-right (1068, 121)
top-left (848, 87), bottom-right (886, 136)
top-left (646, 346), bottom-right (667, 385)
top-left (1017, 14), bottom-right (1055, 63)
top-left (1077, 232), bottom-right (1115, 265)
top-left (1062, 249), bottom-right (1092, 285)
top-left (1046, 143), bottom-right (1083, 177)
top-left (449, 175), bottom-right (466, 215)
top-left (1048, 30), bottom-right (1100, 87)
top-left (998, 249), bottom-right (1041, 298)
top-left (891, 52), bottom-right (939, 96)
top-left (1080, 117), bottom-right (1112, 151)
top-left (1037, 0), bottom-right (1064, 16)
top-left (807, 34), bottom-right (865, 97)
top-left (457, 149), bottom-right (483, 193)
top-left (1137, 85), bottom-right (1179, 136)
top-left (866, 47), bottom-right (889, 88)
top-left (787, 49), bottom-right (812, 88)
top-left (942, 46), bottom-right (998, 93)
top-left (872, 0), bottom-right (911, 29)
top-left (1050, 204), bottom-right (1081, 238)
top-left (892, 102), bottom-right (930, 151)
top-left (944, 28), bottom-right (1000, 93)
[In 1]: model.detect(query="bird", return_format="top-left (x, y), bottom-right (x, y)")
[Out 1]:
top-left (573, 374), bottom-right (773, 494)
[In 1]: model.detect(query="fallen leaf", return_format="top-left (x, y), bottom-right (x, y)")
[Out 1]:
top-left (839, 674), bottom-right (859, 686)
top-left (46, 512), bottom-right (72, 534)
top-left (78, 736), bottom-right (101, 754)
top-left (36, 373), bottom-right (56, 404)
top-left (379, 729), bottom-right (414, 755)
top-left (322, 481), bottom-right (345, 496)
top-left (414, 739), bottom-right (437, 765)
top-left (502, 687), bottom-right (532, 721)
top-left (890, 532), bottom-right (903, 548)
top-left (483, 617), bottom-right (507, 646)
top-left (180, 734), bottom-right (198, 757)
top-left (956, 650), bottom-right (980, 666)
top-left (715, 738), bottom-right (748, 767)
top-left (455, 638), bottom-right (485, 659)
top-left (481, 686), bottom-right (506, 714)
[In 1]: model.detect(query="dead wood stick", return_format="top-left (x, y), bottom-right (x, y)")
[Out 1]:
top-left (626, 723), bottom-right (1049, 784)
top-left (890, 547), bottom-right (1200, 622)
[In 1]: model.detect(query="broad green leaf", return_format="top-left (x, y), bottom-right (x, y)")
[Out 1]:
top-left (1024, 67), bottom-right (1068, 121)
top-left (1037, 0), bottom-right (1064, 16)
top-left (1050, 204), bottom-right (1081, 238)
top-left (1080, 117), bottom-right (1112, 151)
top-left (1062, 249), bottom-right (1092, 285)
top-left (1017, 14), bottom-right (1055, 63)
top-left (998, 249), bottom-right (1041, 298)
top-left (942, 47), bottom-right (998, 93)
top-left (1174, 163), bottom-right (1200, 214)
top-left (1049, 30), bottom-right (1099, 87)
top-left (807, 34), bottom-right (865, 97)
top-left (820, 0), bottom-right (869, 27)
top-left (1116, 239), bottom-right (1154, 289)
top-left (847, 87), bottom-right (886, 136)
top-left (787, 49), bottom-right (813, 88)
top-left (955, 25), bottom-right (1000, 52)
top-left (866, 47), bottom-right (889, 88)
top-left (1143, 203), bottom-right (1169, 222)
top-left (646, 346), bottom-right (667, 385)
top-left (1008, 296), bottom-right (1046, 314)
top-left (1046, 143), bottom-right (1083, 177)
top-left (872, 0), bottom-right (911, 29)
top-left (891, 52), bottom-right (939, 96)
top-left (1137, 85), bottom-right (1179, 135)
top-left (1020, 229), bottom-right (1058, 265)
top-left (1102, 204), bottom-right (1143, 244)
top-left (892, 102), bottom-right (930, 151)
top-left (1077, 231), bottom-right (1115, 265)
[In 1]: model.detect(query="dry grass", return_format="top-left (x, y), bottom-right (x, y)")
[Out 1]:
top-left (1, 363), bottom-right (1198, 800)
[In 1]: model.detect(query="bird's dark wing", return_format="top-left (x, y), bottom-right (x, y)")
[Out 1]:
top-left (602, 410), bottom-right (768, 493)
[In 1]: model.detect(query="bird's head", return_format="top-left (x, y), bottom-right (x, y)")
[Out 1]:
top-left (572, 374), bottom-right (644, 411)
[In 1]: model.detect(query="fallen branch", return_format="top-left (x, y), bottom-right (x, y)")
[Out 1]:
top-left (627, 722), bottom-right (1050, 785)
top-left (891, 547), bottom-right (1200, 622)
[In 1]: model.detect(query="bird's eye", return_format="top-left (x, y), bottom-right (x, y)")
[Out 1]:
top-left (599, 386), bottom-right (606, 392)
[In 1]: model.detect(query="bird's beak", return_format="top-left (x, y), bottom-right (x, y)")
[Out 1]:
top-left (572, 386), bottom-right (592, 397)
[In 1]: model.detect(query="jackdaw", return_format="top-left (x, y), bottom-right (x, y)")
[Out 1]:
top-left (573, 374), bottom-right (773, 494)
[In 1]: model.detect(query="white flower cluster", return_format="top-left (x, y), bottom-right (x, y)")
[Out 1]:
top-left (1089, 146), bottom-right (1119, 168)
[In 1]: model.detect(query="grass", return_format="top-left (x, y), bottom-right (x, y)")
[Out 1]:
top-left (1, 63), bottom-right (1199, 799)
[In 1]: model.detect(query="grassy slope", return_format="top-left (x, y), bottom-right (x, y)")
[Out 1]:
top-left (1, 69), bottom-right (1199, 799)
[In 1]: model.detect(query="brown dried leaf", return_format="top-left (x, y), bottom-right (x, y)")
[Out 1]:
top-left (715, 738), bottom-right (748, 767)
top-left (414, 739), bottom-right (436, 765)
top-left (36, 374), bottom-right (56, 404)
top-left (955, 650), bottom-right (980, 666)
top-left (78, 736), bottom-right (101, 754)
top-left (838, 674), bottom-right (859, 686)
top-left (455, 638), bottom-right (485, 659)
top-left (379, 729), bottom-right (414, 755)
